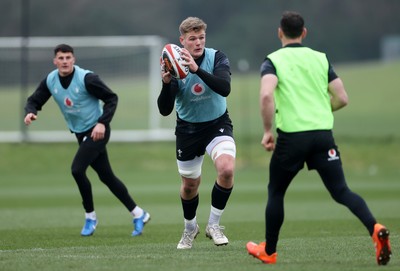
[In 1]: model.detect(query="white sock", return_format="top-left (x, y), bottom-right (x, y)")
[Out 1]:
top-left (131, 206), bottom-right (144, 218)
top-left (185, 217), bottom-right (197, 232)
top-left (85, 211), bottom-right (96, 221)
top-left (208, 206), bottom-right (224, 226)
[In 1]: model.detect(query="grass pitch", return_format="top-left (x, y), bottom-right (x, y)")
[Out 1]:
top-left (0, 141), bottom-right (399, 271)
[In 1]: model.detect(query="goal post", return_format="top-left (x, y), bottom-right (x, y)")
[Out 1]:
top-left (0, 36), bottom-right (176, 142)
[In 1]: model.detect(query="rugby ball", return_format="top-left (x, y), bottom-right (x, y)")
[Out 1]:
top-left (161, 44), bottom-right (189, 79)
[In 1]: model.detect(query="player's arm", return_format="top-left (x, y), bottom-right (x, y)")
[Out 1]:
top-left (260, 73), bottom-right (278, 151)
top-left (85, 73), bottom-right (118, 126)
top-left (194, 51), bottom-right (231, 97)
top-left (24, 79), bottom-right (52, 125)
top-left (259, 58), bottom-right (278, 151)
top-left (328, 78), bottom-right (348, 111)
top-left (85, 73), bottom-right (118, 141)
top-left (327, 62), bottom-right (348, 111)
top-left (157, 80), bottom-right (179, 116)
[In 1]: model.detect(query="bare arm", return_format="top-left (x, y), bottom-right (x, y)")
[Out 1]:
top-left (328, 77), bottom-right (348, 111)
top-left (260, 74), bottom-right (278, 151)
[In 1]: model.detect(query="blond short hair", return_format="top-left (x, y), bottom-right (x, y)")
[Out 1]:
top-left (179, 17), bottom-right (207, 36)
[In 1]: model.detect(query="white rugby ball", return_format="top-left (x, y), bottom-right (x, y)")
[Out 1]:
top-left (161, 44), bottom-right (189, 79)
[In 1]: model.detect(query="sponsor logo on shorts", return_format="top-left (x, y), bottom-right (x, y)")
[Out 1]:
top-left (327, 148), bottom-right (339, 161)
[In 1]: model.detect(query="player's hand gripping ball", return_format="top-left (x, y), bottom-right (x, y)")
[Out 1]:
top-left (161, 44), bottom-right (189, 79)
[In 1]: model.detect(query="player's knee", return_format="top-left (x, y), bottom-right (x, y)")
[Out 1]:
top-left (182, 182), bottom-right (198, 195)
top-left (211, 140), bottom-right (236, 162)
top-left (213, 141), bottom-right (236, 181)
top-left (328, 184), bottom-right (350, 204)
top-left (71, 164), bottom-right (85, 178)
top-left (177, 156), bottom-right (203, 179)
top-left (178, 167), bottom-right (202, 179)
top-left (220, 165), bottom-right (234, 181)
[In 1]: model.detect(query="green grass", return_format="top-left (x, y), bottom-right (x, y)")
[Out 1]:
top-left (0, 141), bottom-right (399, 271)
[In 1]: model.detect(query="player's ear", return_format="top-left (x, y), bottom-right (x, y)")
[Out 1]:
top-left (179, 35), bottom-right (185, 47)
top-left (278, 28), bottom-right (283, 39)
top-left (302, 27), bottom-right (307, 39)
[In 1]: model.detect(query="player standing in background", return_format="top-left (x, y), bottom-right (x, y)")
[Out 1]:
top-left (246, 11), bottom-right (391, 265)
top-left (24, 44), bottom-right (150, 237)
top-left (158, 17), bottom-right (236, 249)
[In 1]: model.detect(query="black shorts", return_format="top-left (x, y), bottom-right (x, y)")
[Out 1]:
top-left (75, 124), bottom-right (110, 148)
top-left (175, 111), bottom-right (234, 161)
top-left (271, 129), bottom-right (342, 172)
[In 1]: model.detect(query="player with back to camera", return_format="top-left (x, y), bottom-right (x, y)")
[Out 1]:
top-left (24, 44), bottom-right (150, 237)
top-left (157, 17), bottom-right (236, 249)
top-left (246, 11), bottom-right (392, 265)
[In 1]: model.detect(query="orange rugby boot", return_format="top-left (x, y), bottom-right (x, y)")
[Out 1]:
top-left (372, 223), bottom-right (392, 265)
top-left (246, 241), bottom-right (277, 264)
